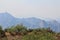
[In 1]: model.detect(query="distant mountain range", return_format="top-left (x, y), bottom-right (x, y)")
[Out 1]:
top-left (0, 12), bottom-right (60, 32)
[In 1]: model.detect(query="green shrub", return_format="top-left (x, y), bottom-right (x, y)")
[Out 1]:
top-left (0, 26), bottom-right (6, 38)
top-left (22, 32), bottom-right (56, 40)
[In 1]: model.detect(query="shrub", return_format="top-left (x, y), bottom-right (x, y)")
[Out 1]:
top-left (22, 31), bottom-right (56, 40)
top-left (0, 26), bottom-right (6, 38)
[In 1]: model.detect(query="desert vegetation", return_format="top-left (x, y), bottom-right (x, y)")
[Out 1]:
top-left (0, 24), bottom-right (60, 40)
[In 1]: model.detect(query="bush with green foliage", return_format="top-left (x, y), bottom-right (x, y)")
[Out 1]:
top-left (4, 24), bottom-right (27, 35)
top-left (22, 29), bottom-right (56, 40)
top-left (0, 26), bottom-right (6, 39)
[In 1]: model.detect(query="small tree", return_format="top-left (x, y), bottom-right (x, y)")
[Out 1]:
top-left (0, 26), bottom-right (5, 38)
top-left (14, 24), bottom-right (27, 35)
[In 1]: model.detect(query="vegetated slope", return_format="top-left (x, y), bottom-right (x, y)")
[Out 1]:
top-left (0, 25), bottom-right (60, 40)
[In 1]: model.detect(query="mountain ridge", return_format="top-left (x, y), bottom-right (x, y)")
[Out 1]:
top-left (0, 12), bottom-right (60, 32)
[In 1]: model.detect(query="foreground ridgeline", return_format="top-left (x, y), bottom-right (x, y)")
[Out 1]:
top-left (0, 25), bottom-right (60, 40)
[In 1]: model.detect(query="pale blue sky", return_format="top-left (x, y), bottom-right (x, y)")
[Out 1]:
top-left (0, 0), bottom-right (60, 19)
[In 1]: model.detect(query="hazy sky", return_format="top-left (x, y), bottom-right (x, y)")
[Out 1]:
top-left (0, 0), bottom-right (60, 19)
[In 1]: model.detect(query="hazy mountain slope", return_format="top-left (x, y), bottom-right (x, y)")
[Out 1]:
top-left (0, 12), bottom-right (18, 28)
top-left (0, 12), bottom-right (60, 32)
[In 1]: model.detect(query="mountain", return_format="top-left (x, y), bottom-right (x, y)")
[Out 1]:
top-left (0, 12), bottom-right (17, 28)
top-left (45, 20), bottom-right (60, 32)
top-left (0, 12), bottom-right (60, 32)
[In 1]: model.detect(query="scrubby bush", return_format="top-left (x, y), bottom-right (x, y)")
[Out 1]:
top-left (22, 29), bottom-right (56, 40)
top-left (0, 26), bottom-right (6, 38)
top-left (4, 24), bottom-right (27, 35)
